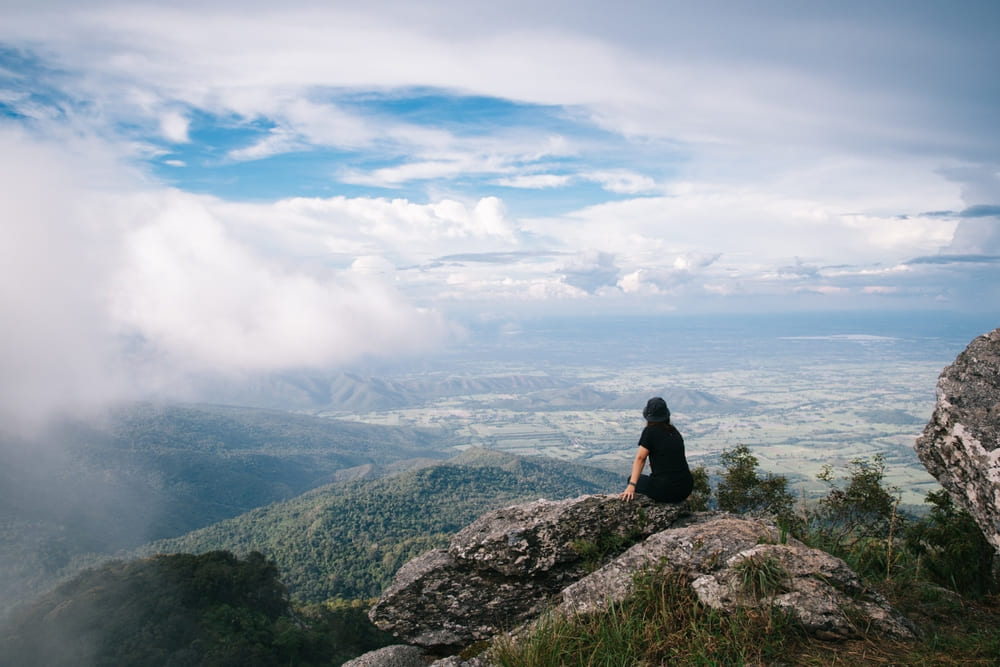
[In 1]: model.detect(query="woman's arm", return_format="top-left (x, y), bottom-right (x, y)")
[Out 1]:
top-left (620, 446), bottom-right (650, 501)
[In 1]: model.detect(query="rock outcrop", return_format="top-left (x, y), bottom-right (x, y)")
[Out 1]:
top-left (369, 494), bottom-right (687, 652)
top-left (559, 516), bottom-right (915, 641)
top-left (915, 328), bottom-right (1000, 554)
top-left (367, 494), bottom-right (917, 662)
top-left (341, 644), bottom-right (425, 667)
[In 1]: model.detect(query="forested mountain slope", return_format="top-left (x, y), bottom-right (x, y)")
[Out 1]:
top-left (137, 448), bottom-right (622, 601)
top-left (0, 403), bottom-right (453, 618)
top-left (0, 550), bottom-right (386, 666)
top-left (1, 449), bottom-right (621, 665)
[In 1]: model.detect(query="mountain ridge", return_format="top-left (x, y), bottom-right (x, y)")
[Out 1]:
top-left (133, 448), bottom-right (622, 602)
top-left (0, 402), bottom-right (455, 618)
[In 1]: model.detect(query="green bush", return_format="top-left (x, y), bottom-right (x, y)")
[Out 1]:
top-left (687, 465), bottom-right (711, 511)
top-left (906, 489), bottom-right (998, 598)
top-left (716, 445), bottom-right (798, 531)
top-left (806, 455), bottom-right (907, 580)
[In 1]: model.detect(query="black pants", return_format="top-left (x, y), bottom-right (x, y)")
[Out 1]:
top-left (634, 472), bottom-right (693, 503)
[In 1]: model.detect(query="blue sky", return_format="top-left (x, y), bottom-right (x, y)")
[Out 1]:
top-left (1, 0), bottom-right (999, 422)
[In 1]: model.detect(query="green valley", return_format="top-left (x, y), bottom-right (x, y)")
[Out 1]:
top-left (135, 447), bottom-right (621, 601)
top-left (0, 403), bottom-right (455, 618)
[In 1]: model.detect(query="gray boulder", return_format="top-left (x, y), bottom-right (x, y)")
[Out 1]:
top-left (368, 494), bottom-right (687, 652)
top-left (341, 644), bottom-right (425, 667)
top-left (915, 328), bottom-right (1000, 555)
top-left (428, 657), bottom-right (490, 667)
top-left (370, 496), bottom-right (918, 657)
top-left (560, 516), bottom-right (917, 641)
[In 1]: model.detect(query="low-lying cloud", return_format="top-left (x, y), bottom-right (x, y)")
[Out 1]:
top-left (111, 195), bottom-right (450, 372)
top-left (0, 129), bottom-right (452, 429)
top-left (559, 250), bottom-right (620, 293)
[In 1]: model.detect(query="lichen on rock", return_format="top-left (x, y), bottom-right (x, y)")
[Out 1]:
top-left (558, 516), bottom-right (917, 641)
top-left (915, 327), bottom-right (1000, 555)
top-left (368, 494), bottom-right (686, 652)
top-left (370, 496), bottom-right (918, 657)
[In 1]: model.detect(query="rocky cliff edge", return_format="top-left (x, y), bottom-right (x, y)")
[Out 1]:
top-left (915, 327), bottom-right (1000, 555)
top-left (359, 494), bottom-right (916, 665)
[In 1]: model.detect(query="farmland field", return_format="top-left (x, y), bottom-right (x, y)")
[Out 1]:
top-left (320, 312), bottom-right (995, 506)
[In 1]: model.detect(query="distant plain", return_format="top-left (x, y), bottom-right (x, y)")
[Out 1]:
top-left (313, 311), bottom-right (998, 506)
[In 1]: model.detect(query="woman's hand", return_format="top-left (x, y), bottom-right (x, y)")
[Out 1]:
top-left (621, 447), bottom-right (649, 502)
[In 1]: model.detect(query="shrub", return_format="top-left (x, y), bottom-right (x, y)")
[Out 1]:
top-left (687, 465), bottom-right (711, 511)
top-left (806, 455), bottom-right (907, 580)
top-left (716, 445), bottom-right (798, 531)
top-left (906, 488), bottom-right (999, 597)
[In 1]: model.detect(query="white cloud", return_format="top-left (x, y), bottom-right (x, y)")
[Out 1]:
top-left (351, 255), bottom-right (397, 277)
top-left (337, 131), bottom-right (576, 189)
top-left (800, 286), bottom-right (849, 296)
top-left (618, 269), bottom-right (660, 295)
top-left (1, 0), bottom-right (997, 351)
top-left (177, 193), bottom-right (547, 307)
top-left (268, 194), bottom-right (518, 251)
top-left (583, 169), bottom-right (658, 194)
top-left (227, 127), bottom-right (303, 161)
top-left (280, 98), bottom-right (376, 149)
top-left (617, 251), bottom-right (719, 296)
top-left (841, 213), bottom-right (956, 254)
top-left (0, 128), bottom-right (132, 428)
top-left (496, 173), bottom-right (571, 189)
top-left (825, 264), bottom-right (911, 278)
top-left (439, 271), bottom-right (586, 302)
top-left (526, 178), bottom-right (962, 272)
top-left (527, 278), bottom-right (587, 300)
top-left (673, 253), bottom-right (720, 272)
top-left (947, 217), bottom-right (1000, 254)
top-left (558, 249), bottom-right (619, 293)
top-left (0, 129), bottom-right (462, 425)
top-left (111, 194), bottom-right (450, 371)
top-left (2, 2), bottom-right (995, 166)
top-left (159, 111), bottom-right (189, 143)
top-left (227, 99), bottom-right (376, 161)
top-left (342, 160), bottom-right (471, 187)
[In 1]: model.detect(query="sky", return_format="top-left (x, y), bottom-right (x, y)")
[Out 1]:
top-left (1, 0), bottom-right (999, 424)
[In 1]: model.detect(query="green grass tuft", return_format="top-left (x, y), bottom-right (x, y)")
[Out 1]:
top-left (490, 567), bottom-right (803, 666)
top-left (732, 552), bottom-right (790, 601)
top-left (486, 562), bottom-right (1000, 667)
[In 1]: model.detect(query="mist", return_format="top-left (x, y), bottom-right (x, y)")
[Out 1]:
top-left (0, 128), bottom-right (454, 433)
top-left (0, 128), bottom-right (457, 624)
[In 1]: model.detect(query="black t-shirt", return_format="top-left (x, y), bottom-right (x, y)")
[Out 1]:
top-left (636, 423), bottom-right (693, 502)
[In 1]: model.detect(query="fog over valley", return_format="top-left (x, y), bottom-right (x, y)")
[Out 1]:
top-left (3, 310), bottom-right (996, 620)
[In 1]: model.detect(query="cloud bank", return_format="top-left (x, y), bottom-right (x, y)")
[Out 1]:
top-left (2, 0), bottom-right (1000, 422)
top-left (0, 128), bottom-right (451, 427)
